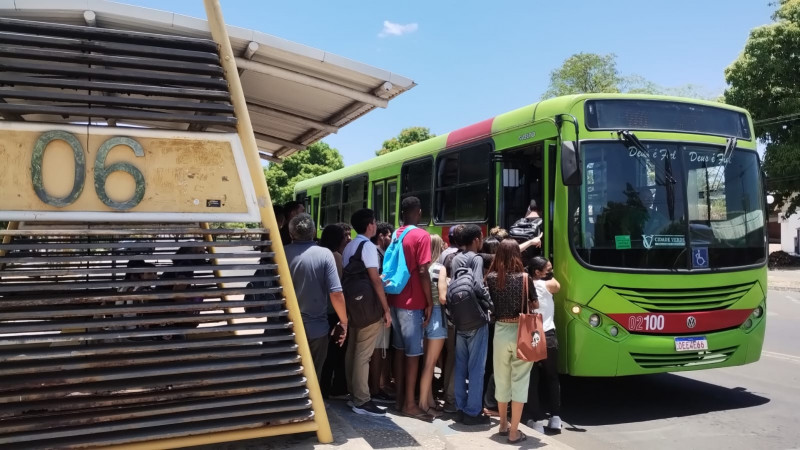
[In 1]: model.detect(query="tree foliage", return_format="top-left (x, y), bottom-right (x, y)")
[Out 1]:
top-left (264, 141), bottom-right (344, 205)
top-left (375, 126), bottom-right (436, 156)
top-left (543, 53), bottom-right (622, 99)
top-left (543, 53), bottom-right (719, 101)
top-left (725, 0), bottom-right (800, 216)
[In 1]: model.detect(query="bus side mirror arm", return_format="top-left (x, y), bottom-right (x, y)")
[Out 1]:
top-left (555, 114), bottom-right (582, 186)
top-left (561, 140), bottom-right (582, 186)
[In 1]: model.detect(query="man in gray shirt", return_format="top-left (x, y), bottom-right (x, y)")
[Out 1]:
top-left (284, 213), bottom-right (347, 380)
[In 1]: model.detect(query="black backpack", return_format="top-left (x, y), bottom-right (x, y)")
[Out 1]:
top-left (342, 241), bottom-right (383, 328)
top-left (446, 266), bottom-right (490, 331)
top-left (509, 216), bottom-right (543, 242)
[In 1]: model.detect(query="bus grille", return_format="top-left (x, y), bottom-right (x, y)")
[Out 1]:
top-left (0, 227), bottom-right (312, 449)
top-left (610, 283), bottom-right (754, 312)
top-left (630, 346), bottom-right (738, 369)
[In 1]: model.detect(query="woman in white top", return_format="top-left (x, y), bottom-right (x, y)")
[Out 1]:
top-left (526, 256), bottom-right (562, 434)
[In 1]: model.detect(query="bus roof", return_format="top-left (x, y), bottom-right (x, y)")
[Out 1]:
top-left (294, 93), bottom-right (749, 192)
top-left (0, 1), bottom-right (416, 163)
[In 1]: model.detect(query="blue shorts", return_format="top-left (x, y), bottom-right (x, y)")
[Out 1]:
top-left (424, 304), bottom-right (447, 340)
top-left (391, 307), bottom-right (424, 357)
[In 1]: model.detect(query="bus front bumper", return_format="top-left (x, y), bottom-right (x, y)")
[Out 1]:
top-left (565, 314), bottom-right (766, 376)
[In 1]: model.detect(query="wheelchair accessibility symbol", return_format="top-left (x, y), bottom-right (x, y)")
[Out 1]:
top-left (692, 247), bottom-right (709, 268)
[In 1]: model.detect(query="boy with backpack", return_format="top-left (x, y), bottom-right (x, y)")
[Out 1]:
top-left (383, 196), bottom-right (435, 422)
top-left (446, 224), bottom-right (493, 425)
top-left (341, 208), bottom-right (392, 417)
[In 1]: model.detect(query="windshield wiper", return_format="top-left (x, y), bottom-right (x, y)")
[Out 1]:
top-left (617, 130), bottom-right (677, 185)
top-left (709, 137), bottom-right (738, 191)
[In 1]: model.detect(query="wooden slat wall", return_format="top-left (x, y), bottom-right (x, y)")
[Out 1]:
top-left (0, 17), bottom-right (236, 129)
top-left (0, 228), bottom-right (311, 449)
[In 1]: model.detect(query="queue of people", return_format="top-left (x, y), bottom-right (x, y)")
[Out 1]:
top-left (281, 196), bottom-right (563, 445)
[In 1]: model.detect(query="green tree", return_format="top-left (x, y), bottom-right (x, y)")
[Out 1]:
top-left (376, 126), bottom-right (435, 156)
top-left (264, 141), bottom-right (344, 205)
top-left (725, 0), bottom-right (800, 216)
top-left (543, 53), bottom-right (719, 100)
top-left (543, 53), bottom-right (623, 99)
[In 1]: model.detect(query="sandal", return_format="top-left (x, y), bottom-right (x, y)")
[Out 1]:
top-left (498, 427), bottom-right (510, 437)
top-left (395, 408), bottom-right (435, 423)
top-left (507, 430), bottom-right (527, 444)
top-left (425, 407), bottom-right (443, 418)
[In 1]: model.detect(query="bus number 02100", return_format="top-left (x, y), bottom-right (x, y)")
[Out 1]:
top-left (628, 314), bottom-right (665, 331)
top-left (31, 131), bottom-right (145, 210)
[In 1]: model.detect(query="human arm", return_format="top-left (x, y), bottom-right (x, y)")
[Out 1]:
top-left (518, 231), bottom-right (543, 252)
top-left (324, 251), bottom-right (347, 345)
top-left (546, 277), bottom-right (561, 294)
top-left (437, 265), bottom-right (448, 306)
top-left (527, 275), bottom-right (540, 310)
top-left (329, 291), bottom-right (347, 346)
top-left (333, 252), bottom-right (343, 280)
top-left (420, 263), bottom-right (433, 327)
top-left (367, 267), bottom-right (392, 328)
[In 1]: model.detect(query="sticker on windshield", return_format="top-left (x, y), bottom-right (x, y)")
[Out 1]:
top-left (642, 235), bottom-right (685, 249)
top-left (692, 247), bottom-right (709, 268)
top-left (615, 235), bottom-right (631, 249)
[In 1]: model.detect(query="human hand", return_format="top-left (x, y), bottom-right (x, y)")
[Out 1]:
top-left (330, 321), bottom-right (348, 346)
top-left (383, 310), bottom-right (392, 328)
top-left (423, 304), bottom-right (432, 328)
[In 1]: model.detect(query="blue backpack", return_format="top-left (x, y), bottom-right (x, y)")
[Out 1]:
top-left (382, 226), bottom-right (416, 295)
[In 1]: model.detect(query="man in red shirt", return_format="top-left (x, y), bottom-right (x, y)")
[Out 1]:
top-left (389, 196), bottom-right (434, 421)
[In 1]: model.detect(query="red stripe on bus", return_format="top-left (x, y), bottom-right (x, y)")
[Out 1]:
top-left (606, 309), bottom-right (753, 334)
top-left (446, 117), bottom-right (494, 148)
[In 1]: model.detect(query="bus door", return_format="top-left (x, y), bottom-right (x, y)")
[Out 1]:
top-left (371, 178), bottom-right (398, 227)
top-left (495, 144), bottom-right (545, 231)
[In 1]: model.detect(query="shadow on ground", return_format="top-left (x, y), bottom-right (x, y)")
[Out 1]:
top-left (560, 373), bottom-right (770, 430)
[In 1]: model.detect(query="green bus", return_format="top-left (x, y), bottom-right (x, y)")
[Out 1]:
top-left (294, 94), bottom-right (767, 376)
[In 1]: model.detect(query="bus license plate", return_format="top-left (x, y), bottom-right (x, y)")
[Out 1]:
top-left (674, 336), bottom-right (708, 352)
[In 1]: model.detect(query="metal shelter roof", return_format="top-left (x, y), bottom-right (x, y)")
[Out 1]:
top-left (0, 0), bottom-right (416, 162)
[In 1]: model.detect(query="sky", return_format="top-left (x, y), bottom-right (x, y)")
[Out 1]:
top-left (123, 0), bottom-right (775, 165)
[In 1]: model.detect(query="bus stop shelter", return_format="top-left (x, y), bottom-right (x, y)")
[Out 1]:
top-left (0, 1), bottom-right (413, 448)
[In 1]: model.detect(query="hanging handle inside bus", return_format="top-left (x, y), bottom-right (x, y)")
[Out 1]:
top-left (555, 114), bottom-right (581, 186)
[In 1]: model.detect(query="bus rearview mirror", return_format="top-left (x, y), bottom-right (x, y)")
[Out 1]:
top-left (561, 140), bottom-right (581, 186)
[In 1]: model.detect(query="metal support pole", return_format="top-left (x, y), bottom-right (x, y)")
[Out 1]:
top-left (202, 0), bottom-right (333, 444)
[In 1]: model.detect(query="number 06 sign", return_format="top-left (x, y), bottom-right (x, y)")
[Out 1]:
top-left (0, 122), bottom-right (260, 222)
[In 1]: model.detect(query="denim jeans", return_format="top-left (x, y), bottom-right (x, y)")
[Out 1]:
top-left (454, 323), bottom-right (488, 417)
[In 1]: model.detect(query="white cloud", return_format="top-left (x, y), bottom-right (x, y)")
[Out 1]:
top-left (378, 20), bottom-right (418, 38)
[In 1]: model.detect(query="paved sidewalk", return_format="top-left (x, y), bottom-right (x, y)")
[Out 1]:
top-left (192, 399), bottom-right (574, 450)
top-left (768, 268), bottom-right (800, 291)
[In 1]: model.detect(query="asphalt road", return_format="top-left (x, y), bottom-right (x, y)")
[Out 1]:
top-left (216, 257), bottom-right (800, 449)
top-left (553, 289), bottom-right (800, 450)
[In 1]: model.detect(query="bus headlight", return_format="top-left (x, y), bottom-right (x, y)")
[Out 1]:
top-left (743, 319), bottom-right (753, 329)
top-left (753, 306), bottom-right (763, 318)
top-left (589, 314), bottom-right (601, 327)
top-left (571, 305), bottom-right (582, 314)
top-left (609, 326), bottom-right (619, 337)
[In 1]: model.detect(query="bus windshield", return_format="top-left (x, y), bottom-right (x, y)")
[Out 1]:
top-left (570, 141), bottom-right (766, 270)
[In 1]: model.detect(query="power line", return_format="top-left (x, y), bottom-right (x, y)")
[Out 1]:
top-left (754, 112), bottom-right (800, 126)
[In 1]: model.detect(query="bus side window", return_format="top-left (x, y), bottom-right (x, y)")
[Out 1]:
top-left (434, 143), bottom-right (491, 223)
top-left (388, 180), bottom-right (398, 227)
top-left (342, 174), bottom-right (367, 224)
top-left (320, 181), bottom-right (342, 227)
top-left (401, 158), bottom-right (433, 225)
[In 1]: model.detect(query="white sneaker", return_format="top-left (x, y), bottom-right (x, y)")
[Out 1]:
top-left (546, 416), bottom-right (562, 434)
top-left (526, 419), bottom-right (545, 433)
